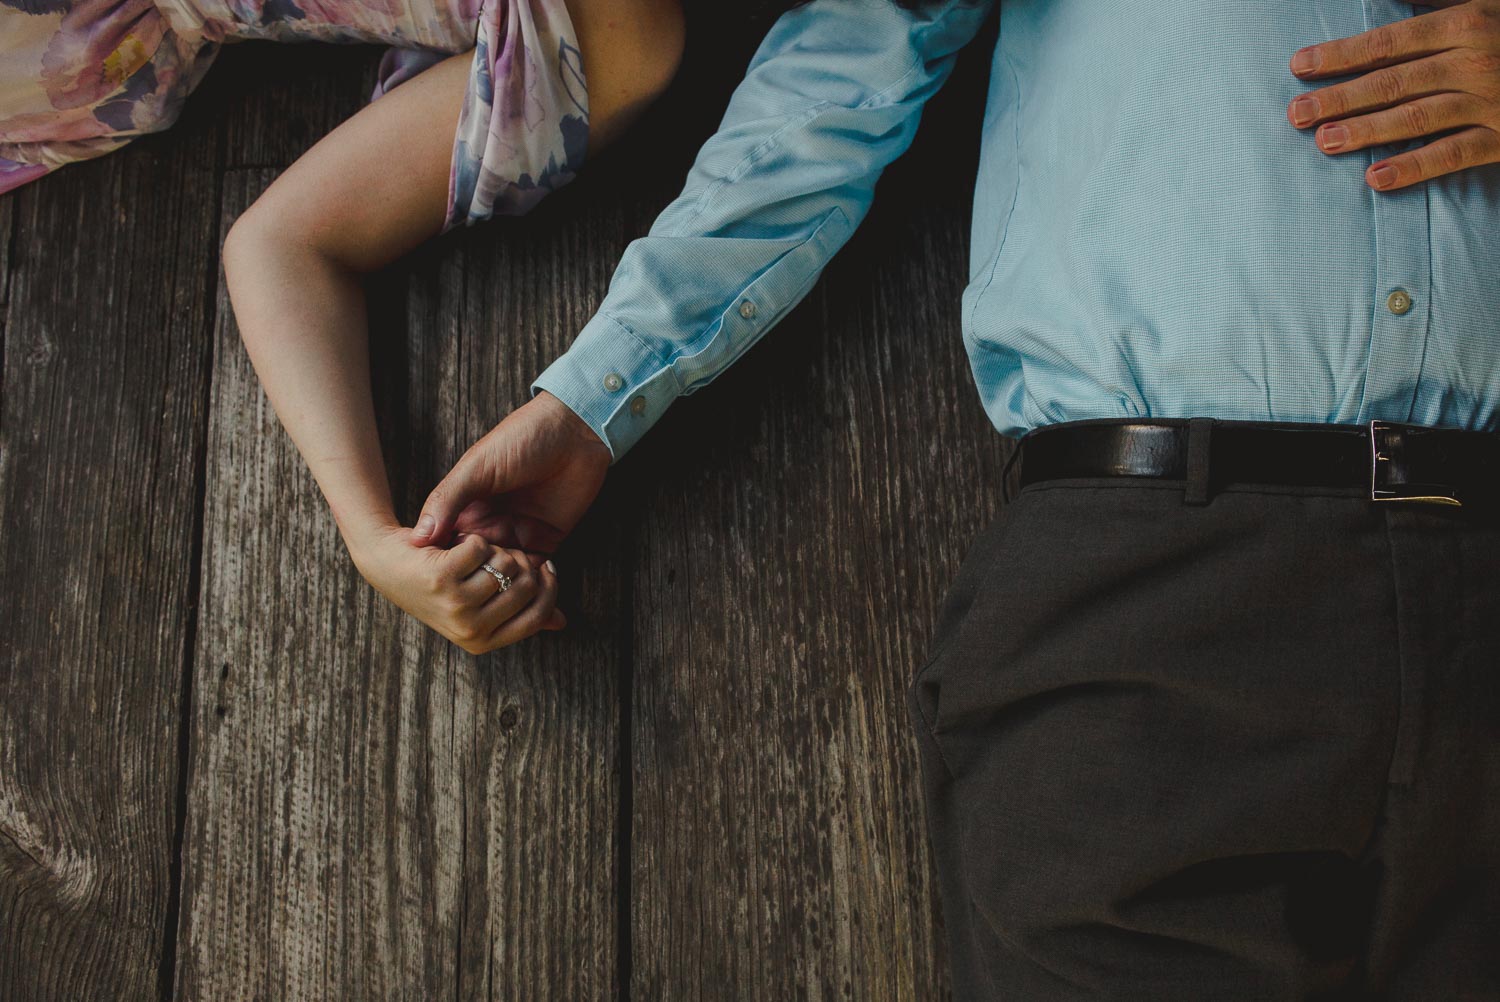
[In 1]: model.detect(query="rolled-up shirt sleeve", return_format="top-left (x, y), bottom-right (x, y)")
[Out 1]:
top-left (529, 0), bottom-right (996, 463)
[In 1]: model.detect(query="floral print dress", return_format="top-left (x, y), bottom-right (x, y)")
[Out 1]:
top-left (0, 0), bottom-right (589, 229)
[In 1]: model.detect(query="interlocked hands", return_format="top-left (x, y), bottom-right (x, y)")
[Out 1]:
top-left (389, 389), bottom-right (612, 654)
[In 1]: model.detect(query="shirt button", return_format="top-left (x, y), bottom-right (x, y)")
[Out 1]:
top-left (738, 299), bottom-right (757, 320)
top-left (603, 372), bottom-right (623, 392)
top-left (1386, 289), bottom-right (1412, 315)
top-left (629, 395), bottom-right (647, 416)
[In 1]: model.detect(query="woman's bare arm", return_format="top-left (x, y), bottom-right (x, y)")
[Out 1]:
top-left (220, 0), bottom-right (684, 652)
top-left (222, 50), bottom-right (464, 534)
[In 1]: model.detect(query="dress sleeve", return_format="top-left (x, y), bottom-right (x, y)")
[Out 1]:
top-left (528, 0), bottom-right (996, 464)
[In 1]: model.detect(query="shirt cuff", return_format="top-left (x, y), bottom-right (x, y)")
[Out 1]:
top-left (529, 312), bottom-right (682, 465)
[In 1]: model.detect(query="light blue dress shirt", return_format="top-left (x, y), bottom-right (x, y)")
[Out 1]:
top-left (530, 0), bottom-right (1500, 464)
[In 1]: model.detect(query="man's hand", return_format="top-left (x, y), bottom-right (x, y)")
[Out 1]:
top-left (414, 390), bottom-right (613, 553)
top-left (1286, 0), bottom-right (1500, 190)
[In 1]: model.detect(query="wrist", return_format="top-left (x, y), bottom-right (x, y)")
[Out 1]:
top-left (536, 389), bottom-right (610, 456)
top-left (336, 508), bottom-right (401, 566)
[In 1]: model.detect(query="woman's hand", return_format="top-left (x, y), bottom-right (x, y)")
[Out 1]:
top-left (350, 525), bottom-right (565, 654)
top-left (1287, 0), bottom-right (1500, 190)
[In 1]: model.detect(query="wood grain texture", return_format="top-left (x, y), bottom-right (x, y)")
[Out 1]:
top-left (1, 194), bottom-right (12, 388)
top-left (172, 171), bottom-right (625, 1001)
top-left (208, 42), bottom-right (383, 171)
top-left (620, 20), bottom-right (1006, 999)
top-left (0, 143), bottom-right (219, 1001)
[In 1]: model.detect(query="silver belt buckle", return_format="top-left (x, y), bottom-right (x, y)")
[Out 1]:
top-left (1369, 419), bottom-right (1463, 506)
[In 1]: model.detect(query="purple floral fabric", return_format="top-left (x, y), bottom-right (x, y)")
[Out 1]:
top-left (0, 0), bottom-right (216, 186)
top-left (0, 0), bottom-right (589, 226)
top-left (445, 0), bottom-right (586, 227)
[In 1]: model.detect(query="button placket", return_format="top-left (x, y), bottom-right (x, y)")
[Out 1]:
top-left (1356, 0), bottom-right (1433, 423)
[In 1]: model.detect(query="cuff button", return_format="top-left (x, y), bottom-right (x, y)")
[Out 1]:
top-left (629, 395), bottom-right (647, 416)
top-left (738, 299), bottom-right (757, 320)
top-left (603, 372), bottom-right (624, 392)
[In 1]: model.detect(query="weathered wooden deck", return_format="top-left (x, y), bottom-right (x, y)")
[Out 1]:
top-left (0, 10), bottom-right (1013, 999)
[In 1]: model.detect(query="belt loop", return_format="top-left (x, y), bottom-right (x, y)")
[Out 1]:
top-left (1183, 417), bottom-right (1214, 506)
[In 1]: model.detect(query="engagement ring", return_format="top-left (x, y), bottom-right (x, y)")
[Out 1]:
top-left (481, 562), bottom-right (512, 594)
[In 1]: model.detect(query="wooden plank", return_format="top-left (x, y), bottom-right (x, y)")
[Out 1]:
top-left (0, 192), bottom-right (11, 292)
top-left (202, 41), bottom-right (383, 170)
top-left (0, 140), bottom-right (219, 1000)
top-left (438, 183), bottom-right (634, 1000)
top-left (173, 169), bottom-right (625, 1000)
top-left (625, 24), bottom-right (1006, 1000)
top-left (1, 193), bottom-right (12, 396)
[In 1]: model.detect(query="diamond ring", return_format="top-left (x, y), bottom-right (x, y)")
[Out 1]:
top-left (480, 562), bottom-right (512, 594)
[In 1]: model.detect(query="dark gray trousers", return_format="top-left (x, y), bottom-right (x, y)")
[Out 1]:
top-left (906, 461), bottom-right (1500, 999)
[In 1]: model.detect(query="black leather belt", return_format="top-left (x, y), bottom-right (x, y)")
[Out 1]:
top-left (1013, 417), bottom-right (1500, 508)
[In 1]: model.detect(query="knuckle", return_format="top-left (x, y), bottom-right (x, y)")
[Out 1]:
top-left (1447, 134), bottom-right (1475, 170)
top-left (1464, 47), bottom-right (1500, 79)
top-left (1452, 5), bottom-right (1495, 42)
top-left (1429, 142), bottom-right (1462, 174)
top-left (1371, 68), bottom-right (1406, 106)
top-left (1401, 100), bottom-right (1434, 136)
top-left (1480, 127), bottom-right (1500, 163)
top-left (1404, 149), bottom-right (1434, 180)
top-left (1362, 29), bottom-right (1398, 67)
top-left (1457, 130), bottom-right (1490, 166)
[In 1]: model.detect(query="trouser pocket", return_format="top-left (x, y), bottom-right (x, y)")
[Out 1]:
top-left (909, 489), bottom-right (1036, 741)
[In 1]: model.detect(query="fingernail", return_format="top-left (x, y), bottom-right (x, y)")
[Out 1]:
top-left (1370, 162), bottom-right (1398, 189)
top-left (415, 514), bottom-right (435, 537)
top-left (1318, 123), bottom-right (1348, 151)
top-left (1291, 48), bottom-right (1320, 76)
top-left (544, 559), bottom-right (557, 575)
top-left (1289, 96), bottom-right (1318, 127)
